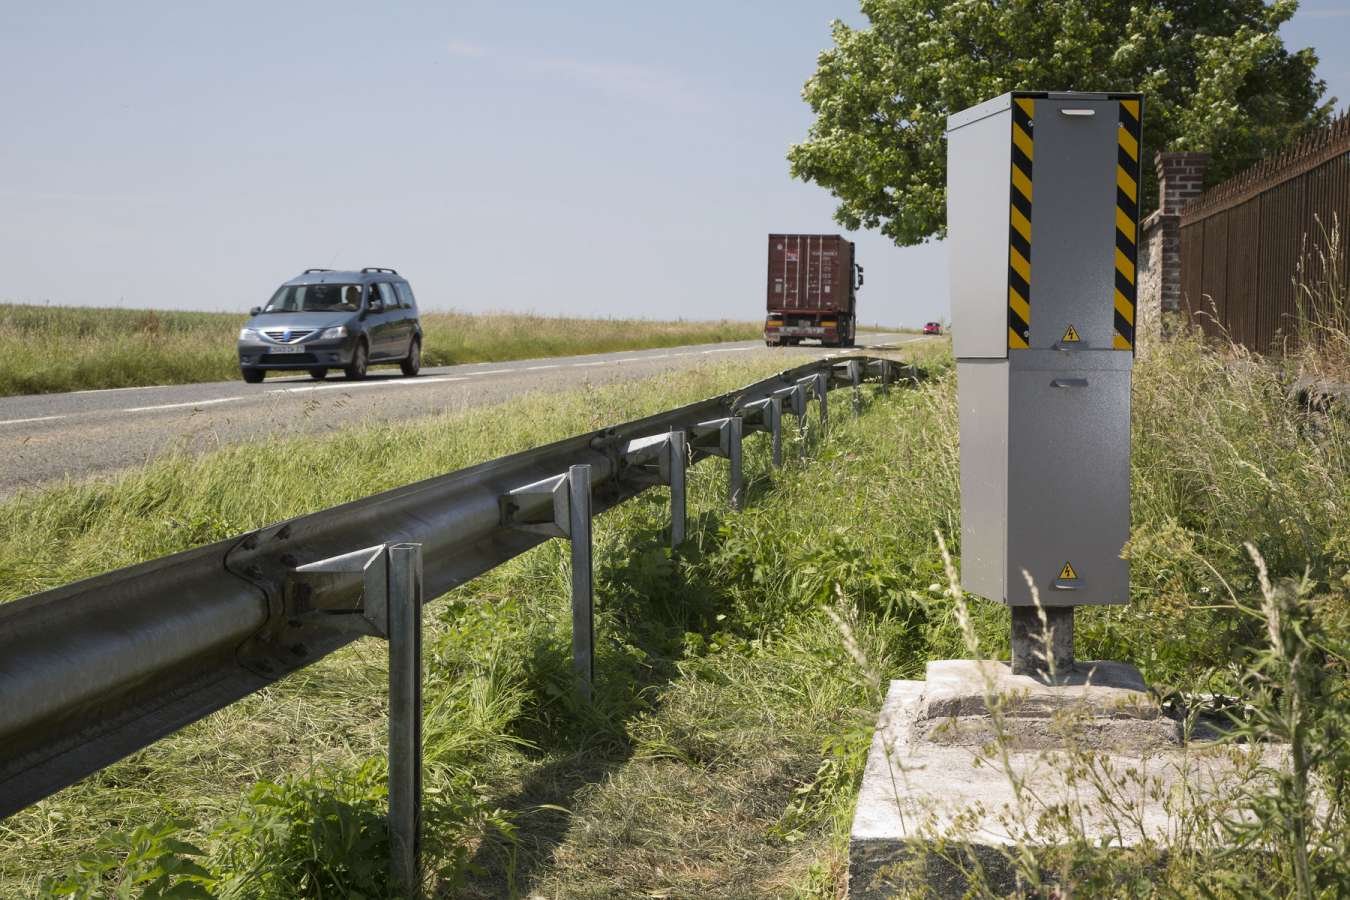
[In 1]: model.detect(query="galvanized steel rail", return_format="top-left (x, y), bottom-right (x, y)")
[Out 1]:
top-left (0, 355), bottom-right (911, 820)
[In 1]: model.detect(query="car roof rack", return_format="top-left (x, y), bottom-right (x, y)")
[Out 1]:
top-left (361, 267), bottom-right (399, 274)
top-left (302, 268), bottom-right (333, 273)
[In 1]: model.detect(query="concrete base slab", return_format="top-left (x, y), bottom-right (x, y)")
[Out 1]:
top-left (848, 671), bottom-right (1273, 898)
top-left (917, 659), bottom-right (1178, 752)
top-left (921, 659), bottom-right (1157, 720)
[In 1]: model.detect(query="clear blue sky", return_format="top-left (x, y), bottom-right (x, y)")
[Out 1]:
top-left (1, 2), bottom-right (1346, 326)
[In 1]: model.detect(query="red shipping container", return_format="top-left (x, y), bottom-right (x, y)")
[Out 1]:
top-left (764, 234), bottom-right (863, 347)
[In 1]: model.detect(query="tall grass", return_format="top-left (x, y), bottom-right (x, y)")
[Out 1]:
top-left (0, 350), bottom-right (951, 897)
top-left (3, 298), bottom-right (1348, 896)
top-left (0, 303), bottom-right (761, 396)
top-left (1291, 215), bottom-right (1350, 379)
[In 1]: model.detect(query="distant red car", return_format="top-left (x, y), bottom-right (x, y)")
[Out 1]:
top-left (923, 321), bottom-right (943, 335)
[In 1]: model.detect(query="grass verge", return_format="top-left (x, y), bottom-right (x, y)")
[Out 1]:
top-left (0, 303), bottom-right (761, 396)
top-left (1, 329), bottom-right (1347, 897)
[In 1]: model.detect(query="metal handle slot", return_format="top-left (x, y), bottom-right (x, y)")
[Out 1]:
top-left (1052, 578), bottom-right (1083, 590)
top-left (1050, 378), bottom-right (1089, 389)
top-left (1059, 108), bottom-right (1096, 117)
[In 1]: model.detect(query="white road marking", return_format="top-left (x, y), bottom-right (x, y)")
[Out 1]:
top-left (616, 357), bottom-right (644, 363)
top-left (120, 375), bottom-right (475, 411)
top-left (572, 361), bottom-right (608, 368)
top-left (71, 384), bottom-right (163, 395)
top-left (524, 364), bottom-right (560, 371)
top-left (267, 376), bottom-right (462, 395)
top-left (0, 414), bottom-right (65, 426)
top-left (701, 346), bottom-right (755, 354)
top-left (123, 396), bottom-right (245, 413)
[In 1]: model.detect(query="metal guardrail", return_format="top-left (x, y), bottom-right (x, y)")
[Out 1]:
top-left (0, 355), bottom-right (915, 871)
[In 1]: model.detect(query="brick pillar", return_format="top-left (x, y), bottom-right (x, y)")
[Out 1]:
top-left (1149, 151), bottom-right (1209, 314)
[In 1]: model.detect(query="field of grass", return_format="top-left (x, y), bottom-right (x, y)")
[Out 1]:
top-left (0, 303), bottom-right (762, 397)
top-left (1, 327), bottom-right (1347, 896)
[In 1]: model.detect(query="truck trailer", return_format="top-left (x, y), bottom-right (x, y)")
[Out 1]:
top-left (764, 234), bottom-right (863, 348)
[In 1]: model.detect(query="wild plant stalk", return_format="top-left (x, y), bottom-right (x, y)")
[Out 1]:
top-left (1240, 542), bottom-right (1315, 900)
top-left (1292, 215), bottom-right (1349, 370)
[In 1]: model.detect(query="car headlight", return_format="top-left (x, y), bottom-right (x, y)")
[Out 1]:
top-left (239, 328), bottom-right (258, 340)
top-left (319, 325), bottom-right (348, 340)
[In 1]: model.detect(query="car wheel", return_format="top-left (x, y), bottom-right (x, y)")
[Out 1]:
top-left (241, 368), bottom-right (264, 384)
top-left (400, 338), bottom-right (421, 377)
top-left (309, 368), bottom-right (328, 380)
top-left (344, 340), bottom-right (369, 380)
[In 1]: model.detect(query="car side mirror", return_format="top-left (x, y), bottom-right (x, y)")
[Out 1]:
top-left (368, 301), bottom-right (383, 314)
top-left (250, 306), bottom-right (261, 316)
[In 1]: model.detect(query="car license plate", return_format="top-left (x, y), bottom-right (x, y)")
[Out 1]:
top-left (270, 345), bottom-right (305, 354)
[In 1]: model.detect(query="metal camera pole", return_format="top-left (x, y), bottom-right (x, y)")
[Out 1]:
top-left (1009, 606), bottom-right (1074, 676)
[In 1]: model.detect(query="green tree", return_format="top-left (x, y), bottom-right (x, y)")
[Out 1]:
top-left (789, 0), bottom-right (1330, 246)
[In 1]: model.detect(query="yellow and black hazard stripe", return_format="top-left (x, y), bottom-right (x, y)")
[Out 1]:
top-left (1007, 97), bottom-right (1034, 350)
top-left (1114, 97), bottom-right (1142, 350)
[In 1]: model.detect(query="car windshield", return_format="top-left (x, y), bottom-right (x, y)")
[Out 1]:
top-left (262, 283), bottom-right (363, 313)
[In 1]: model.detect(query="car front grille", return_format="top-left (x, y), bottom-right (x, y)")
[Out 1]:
top-left (260, 353), bottom-right (318, 365)
top-left (262, 328), bottom-right (318, 344)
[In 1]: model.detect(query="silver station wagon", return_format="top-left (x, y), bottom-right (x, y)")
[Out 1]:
top-left (237, 268), bottom-right (423, 383)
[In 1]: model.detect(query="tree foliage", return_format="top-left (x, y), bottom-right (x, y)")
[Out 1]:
top-left (788, 0), bottom-right (1330, 246)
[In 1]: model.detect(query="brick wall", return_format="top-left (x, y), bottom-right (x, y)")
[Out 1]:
top-left (1137, 152), bottom-right (1209, 345)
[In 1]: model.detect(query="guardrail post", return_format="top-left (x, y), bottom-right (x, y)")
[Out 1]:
top-left (796, 374), bottom-right (827, 448)
top-left (690, 417), bottom-right (744, 511)
top-left (849, 360), bottom-right (863, 416)
top-left (387, 543), bottom-right (423, 898)
top-left (286, 542), bottom-right (426, 895)
top-left (727, 416), bottom-right (744, 510)
top-left (503, 466), bottom-right (595, 701)
top-left (768, 397), bottom-right (783, 468)
top-left (667, 428), bottom-right (686, 548)
top-left (619, 430), bottom-right (687, 550)
top-left (780, 383), bottom-right (808, 460)
top-left (814, 373), bottom-right (829, 436)
top-left (736, 396), bottom-right (782, 470)
top-left (568, 465), bottom-right (594, 701)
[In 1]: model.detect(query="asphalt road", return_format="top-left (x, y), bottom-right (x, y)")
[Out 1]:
top-left (0, 334), bottom-right (924, 497)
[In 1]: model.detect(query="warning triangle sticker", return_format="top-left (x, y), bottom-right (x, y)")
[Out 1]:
top-left (1061, 324), bottom-right (1082, 343)
top-left (1058, 561), bottom-right (1079, 580)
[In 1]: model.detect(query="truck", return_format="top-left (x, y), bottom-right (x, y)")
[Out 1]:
top-left (764, 234), bottom-right (863, 348)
